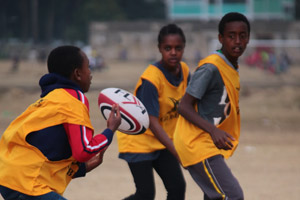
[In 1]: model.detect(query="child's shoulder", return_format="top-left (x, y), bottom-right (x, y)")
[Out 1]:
top-left (64, 88), bottom-right (89, 108)
top-left (196, 63), bottom-right (219, 74)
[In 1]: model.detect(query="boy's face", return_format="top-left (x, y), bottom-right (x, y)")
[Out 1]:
top-left (158, 34), bottom-right (185, 71)
top-left (76, 51), bottom-right (92, 93)
top-left (218, 21), bottom-right (249, 64)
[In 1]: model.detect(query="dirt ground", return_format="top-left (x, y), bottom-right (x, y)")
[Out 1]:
top-left (0, 59), bottom-right (299, 200)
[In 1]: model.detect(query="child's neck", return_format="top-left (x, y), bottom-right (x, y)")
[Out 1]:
top-left (217, 49), bottom-right (238, 69)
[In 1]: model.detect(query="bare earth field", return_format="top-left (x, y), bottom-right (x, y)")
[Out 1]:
top-left (0, 59), bottom-right (299, 200)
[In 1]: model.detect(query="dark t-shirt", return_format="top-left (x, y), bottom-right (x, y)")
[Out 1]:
top-left (186, 51), bottom-right (238, 125)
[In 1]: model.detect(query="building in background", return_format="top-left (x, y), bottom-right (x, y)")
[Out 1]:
top-left (166, 0), bottom-right (295, 21)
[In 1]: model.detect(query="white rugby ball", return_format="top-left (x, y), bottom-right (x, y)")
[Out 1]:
top-left (98, 87), bottom-right (149, 135)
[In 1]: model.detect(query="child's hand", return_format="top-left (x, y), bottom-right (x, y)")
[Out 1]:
top-left (85, 148), bottom-right (107, 172)
top-left (210, 127), bottom-right (235, 150)
top-left (107, 104), bottom-right (121, 132)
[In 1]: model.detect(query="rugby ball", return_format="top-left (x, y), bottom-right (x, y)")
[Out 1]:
top-left (98, 87), bottom-right (149, 135)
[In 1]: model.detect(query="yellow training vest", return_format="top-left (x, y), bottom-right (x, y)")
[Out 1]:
top-left (174, 54), bottom-right (240, 167)
top-left (117, 62), bottom-right (189, 153)
top-left (0, 89), bottom-right (93, 196)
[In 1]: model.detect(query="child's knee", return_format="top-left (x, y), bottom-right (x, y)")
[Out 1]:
top-left (228, 186), bottom-right (244, 200)
top-left (136, 188), bottom-right (155, 200)
top-left (166, 180), bottom-right (186, 199)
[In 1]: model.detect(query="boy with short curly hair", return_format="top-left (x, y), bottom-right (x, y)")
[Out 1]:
top-left (0, 45), bottom-right (121, 200)
top-left (174, 12), bottom-right (250, 200)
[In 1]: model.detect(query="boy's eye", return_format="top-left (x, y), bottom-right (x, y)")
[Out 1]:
top-left (164, 47), bottom-right (171, 51)
top-left (240, 34), bottom-right (247, 40)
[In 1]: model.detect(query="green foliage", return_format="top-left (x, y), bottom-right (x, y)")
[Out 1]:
top-left (0, 0), bottom-right (165, 43)
top-left (82, 0), bottom-right (125, 21)
top-left (116, 0), bottom-right (166, 20)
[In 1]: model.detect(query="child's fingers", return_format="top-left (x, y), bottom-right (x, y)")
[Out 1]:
top-left (111, 104), bottom-right (118, 112)
top-left (227, 132), bottom-right (236, 141)
top-left (112, 104), bottom-right (121, 118)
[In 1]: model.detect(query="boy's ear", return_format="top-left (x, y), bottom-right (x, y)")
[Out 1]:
top-left (218, 33), bottom-right (223, 44)
top-left (72, 68), bottom-right (81, 81)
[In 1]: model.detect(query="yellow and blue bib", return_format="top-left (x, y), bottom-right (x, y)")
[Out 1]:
top-left (117, 62), bottom-right (189, 153)
top-left (174, 54), bottom-right (240, 167)
top-left (0, 89), bottom-right (93, 195)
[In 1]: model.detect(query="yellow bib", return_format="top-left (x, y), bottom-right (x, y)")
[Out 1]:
top-left (174, 54), bottom-right (240, 167)
top-left (117, 62), bottom-right (189, 153)
top-left (0, 89), bottom-right (93, 195)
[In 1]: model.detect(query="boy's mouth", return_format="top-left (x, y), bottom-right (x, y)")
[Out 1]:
top-left (169, 58), bottom-right (179, 64)
top-left (233, 46), bottom-right (243, 54)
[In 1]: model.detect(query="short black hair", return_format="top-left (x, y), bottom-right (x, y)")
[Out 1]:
top-left (47, 45), bottom-right (83, 78)
top-left (218, 12), bottom-right (250, 35)
top-left (158, 24), bottom-right (186, 45)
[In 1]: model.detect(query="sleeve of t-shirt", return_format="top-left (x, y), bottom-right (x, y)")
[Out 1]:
top-left (64, 124), bottom-right (113, 163)
top-left (186, 64), bottom-right (216, 100)
top-left (136, 79), bottom-right (159, 117)
top-left (62, 88), bottom-right (114, 163)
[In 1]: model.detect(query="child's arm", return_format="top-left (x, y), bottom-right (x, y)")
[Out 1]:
top-left (84, 148), bottom-right (107, 172)
top-left (65, 105), bottom-right (121, 163)
top-left (178, 93), bottom-right (235, 150)
top-left (84, 105), bottom-right (121, 173)
top-left (72, 148), bottom-right (106, 178)
top-left (149, 115), bottom-right (181, 164)
top-left (65, 124), bottom-right (112, 162)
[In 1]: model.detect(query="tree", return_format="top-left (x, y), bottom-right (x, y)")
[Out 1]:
top-left (0, 0), bottom-right (166, 43)
top-left (117, 0), bottom-right (166, 20)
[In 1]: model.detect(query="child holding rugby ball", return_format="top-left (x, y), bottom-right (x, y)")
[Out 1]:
top-left (0, 45), bottom-right (121, 200)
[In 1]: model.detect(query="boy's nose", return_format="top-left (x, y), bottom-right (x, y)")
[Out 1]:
top-left (235, 36), bottom-right (241, 44)
top-left (171, 48), bottom-right (176, 54)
